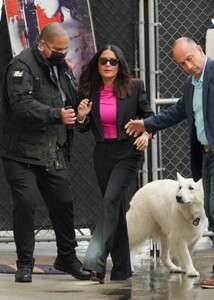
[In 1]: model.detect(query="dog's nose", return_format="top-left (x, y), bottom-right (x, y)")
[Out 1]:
top-left (176, 196), bottom-right (183, 203)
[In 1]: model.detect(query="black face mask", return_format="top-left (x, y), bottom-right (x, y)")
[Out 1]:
top-left (47, 51), bottom-right (66, 66)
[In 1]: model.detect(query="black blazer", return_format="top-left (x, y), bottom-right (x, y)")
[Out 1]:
top-left (78, 79), bottom-right (154, 141)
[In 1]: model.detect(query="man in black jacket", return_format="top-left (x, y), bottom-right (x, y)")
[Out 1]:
top-left (0, 22), bottom-right (90, 283)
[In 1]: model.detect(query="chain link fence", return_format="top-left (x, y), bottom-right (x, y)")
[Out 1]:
top-left (0, 0), bottom-right (213, 242)
top-left (152, 0), bottom-right (214, 180)
top-left (0, 0), bottom-right (140, 241)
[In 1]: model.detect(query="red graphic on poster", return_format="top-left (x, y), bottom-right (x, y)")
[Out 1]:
top-left (4, 0), bottom-right (96, 80)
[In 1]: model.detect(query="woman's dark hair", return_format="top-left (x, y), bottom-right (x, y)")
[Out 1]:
top-left (78, 45), bottom-right (132, 99)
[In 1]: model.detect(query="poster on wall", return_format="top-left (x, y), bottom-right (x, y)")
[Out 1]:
top-left (4, 0), bottom-right (96, 80)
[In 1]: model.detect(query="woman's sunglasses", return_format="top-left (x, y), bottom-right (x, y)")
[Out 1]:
top-left (98, 57), bottom-right (119, 66)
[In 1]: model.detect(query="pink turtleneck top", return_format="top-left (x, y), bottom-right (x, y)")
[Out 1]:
top-left (99, 85), bottom-right (118, 139)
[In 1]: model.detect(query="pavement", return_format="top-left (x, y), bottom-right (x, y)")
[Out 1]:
top-left (0, 232), bottom-right (214, 300)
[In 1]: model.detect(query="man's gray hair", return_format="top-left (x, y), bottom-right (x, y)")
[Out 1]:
top-left (172, 37), bottom-right (198, 49)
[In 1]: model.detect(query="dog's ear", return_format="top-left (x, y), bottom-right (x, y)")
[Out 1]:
top-left (196, 178), bottom-right (204, 196)
top-left (176, 172), bottom-right (183, 181)
top-left (197, 178), bottom-right (203, 186)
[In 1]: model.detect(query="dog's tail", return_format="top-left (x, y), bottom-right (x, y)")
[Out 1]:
top-left (127, 207), bottom-right (156, 250)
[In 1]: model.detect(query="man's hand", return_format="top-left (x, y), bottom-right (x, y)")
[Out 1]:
top-left (77, 99), bottom-right (92, 121)
top-left (124, 119), bottom-right (146, 137)
top-left (61, 107), bottom-right (76, 125)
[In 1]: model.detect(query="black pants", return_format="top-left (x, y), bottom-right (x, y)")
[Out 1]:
top-left (83, 139), bottom-right (142, 280)
top-left (2, 159), bottom-right (77, 268)
top-left (202, 151), bottom-right (214, 232)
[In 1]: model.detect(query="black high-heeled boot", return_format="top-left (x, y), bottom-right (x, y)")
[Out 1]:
top-left (90, 270), bottom-right (105, 284)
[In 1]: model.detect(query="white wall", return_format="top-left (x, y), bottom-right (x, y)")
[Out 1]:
top-left (206, 28), bottom-right (214, 59)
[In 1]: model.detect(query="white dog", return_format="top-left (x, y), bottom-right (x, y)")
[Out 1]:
top-left (126, 172), bottom-right (208, 277)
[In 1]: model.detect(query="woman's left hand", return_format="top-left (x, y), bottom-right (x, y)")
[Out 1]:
top-left (133, 132), bottom-right (150, 151)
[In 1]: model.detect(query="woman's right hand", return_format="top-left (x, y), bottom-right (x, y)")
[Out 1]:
top-left (77, 98), bottom-right (92, 121)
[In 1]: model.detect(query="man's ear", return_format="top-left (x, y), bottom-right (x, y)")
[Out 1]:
top-left (197, 44), bottom-right (204, 53)
top-left (38, 40), bottom-right (46, 51)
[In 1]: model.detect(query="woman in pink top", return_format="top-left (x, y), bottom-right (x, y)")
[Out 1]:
top-left (77, 45), bottom-right (154, 283)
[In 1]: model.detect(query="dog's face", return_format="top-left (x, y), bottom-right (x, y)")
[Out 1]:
top-left (175, 172), bottom-right (203, 205)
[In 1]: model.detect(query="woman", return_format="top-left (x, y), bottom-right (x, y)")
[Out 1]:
top-left (77, 45), bottom-right (154, 283)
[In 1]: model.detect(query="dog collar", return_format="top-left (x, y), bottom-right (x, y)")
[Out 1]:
top-left (193, 217), bottom-right (200, 226)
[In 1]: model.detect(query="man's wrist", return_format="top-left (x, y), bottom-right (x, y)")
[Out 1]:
top-left (143, 131), bottom-right (152, 139)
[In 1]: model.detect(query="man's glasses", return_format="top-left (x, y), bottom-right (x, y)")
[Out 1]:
top-left (98, 57), bottom-right (119, 66)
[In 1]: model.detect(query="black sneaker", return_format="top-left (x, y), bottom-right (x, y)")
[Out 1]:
top-left (15, 266), bottom-right (32, 283)
top-left (54, 257), bottom-right (91, 280)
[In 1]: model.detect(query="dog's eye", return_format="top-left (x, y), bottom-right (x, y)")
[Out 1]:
top-left (189, 186), bottom-right (194, 190)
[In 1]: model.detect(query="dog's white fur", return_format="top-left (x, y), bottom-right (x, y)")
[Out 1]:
top-left (127, 172), bottom-right (208, 277)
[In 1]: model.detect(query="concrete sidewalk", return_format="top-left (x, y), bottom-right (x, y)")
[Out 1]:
top-left (0, 236), bottom-right (213, 300)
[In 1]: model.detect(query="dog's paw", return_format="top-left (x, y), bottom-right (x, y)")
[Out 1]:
top-left (169, 266), bottom-right (182, 273)
top-left (186, 269), bottom-right (200, 277)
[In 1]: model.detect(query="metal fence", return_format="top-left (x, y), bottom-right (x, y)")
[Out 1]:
top-left (0, 0), bottom-right (213, 241)
top-left (0, 0), bottom-right (140, 241)
top-left (148, 0), bottom-right (214, 180)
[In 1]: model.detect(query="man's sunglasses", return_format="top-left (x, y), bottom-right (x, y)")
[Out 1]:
top-left (98, 57), bottom-right (119, 66)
